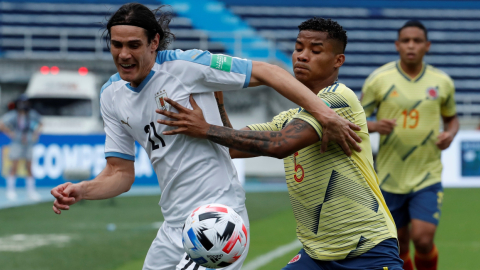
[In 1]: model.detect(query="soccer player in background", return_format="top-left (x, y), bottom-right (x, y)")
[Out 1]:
top-left (49, 4), bottom-right (363, 270)
top-left (361, 21), bottom-right (459, 270)
top-left (157, 18), bottom-right (403, 270)
top-left (0, 95), bottom-right (42, 201)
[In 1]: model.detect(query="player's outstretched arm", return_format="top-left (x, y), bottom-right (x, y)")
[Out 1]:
top-left (249, 61), bottom-right (361, 156)
top-left (436, 114), bottom-right (459, 150)
top-left (51, 157), bottom-right (135, 214)
top-left (156, 96), bottom-right (318, 159)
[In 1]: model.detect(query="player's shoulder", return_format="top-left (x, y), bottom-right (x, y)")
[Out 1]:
top-left (100, 73), bottom-right (124, 98)
top-left (364, 61), bottom-right (397, 84)
top-left (318, 82), bottom-right (357, 104)
top-left (156, 49), bottom-right (212, 67)
top-left (425, 64), bottom-right (454, 84)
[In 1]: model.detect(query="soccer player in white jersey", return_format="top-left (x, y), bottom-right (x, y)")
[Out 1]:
top-left (50, 3), bottom-right (362, 270)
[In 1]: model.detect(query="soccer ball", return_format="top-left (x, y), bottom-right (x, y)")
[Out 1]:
top-left (182, 204), bottom-right (248, 268)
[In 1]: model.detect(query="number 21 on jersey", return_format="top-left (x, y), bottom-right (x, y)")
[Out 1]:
top-left (144, 122), bottom-right (166, 150)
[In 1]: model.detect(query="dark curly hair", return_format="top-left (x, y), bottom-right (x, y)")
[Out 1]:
top-left (298, 17), bottom-right (347, 54)
top-left (104, 3), bottom-right (175, 51)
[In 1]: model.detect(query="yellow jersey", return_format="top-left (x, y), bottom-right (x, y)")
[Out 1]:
top-left (248, 82), bottom-right (397, 261)
top-left (361, 61), bottom-right (456, 194)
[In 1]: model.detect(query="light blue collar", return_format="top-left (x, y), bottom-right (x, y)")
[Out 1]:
top-left (126, 70), bottom-right (156, 93)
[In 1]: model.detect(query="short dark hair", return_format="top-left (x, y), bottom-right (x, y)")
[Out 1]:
top-left (298, 17), bottom-right (347, 53)
top-left (105, 3), bottom-right (175, 51)
top-left (398, 20), bottom-right (428, 40)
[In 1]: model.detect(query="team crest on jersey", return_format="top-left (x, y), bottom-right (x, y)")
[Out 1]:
top-left (426, 87), bottom-right (439, 100)
top-left (155, 90), bottom-right (170, 110)
top-left (288, 254), bottom-right (301, 264)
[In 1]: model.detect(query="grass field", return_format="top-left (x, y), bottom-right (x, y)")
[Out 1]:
top-left (0, 188), bottom-right (479, 270)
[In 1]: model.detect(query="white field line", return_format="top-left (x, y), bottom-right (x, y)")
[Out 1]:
top-left (0, 234), bottom-right (72, 252)
top-left (242, 239), bottom-right (302, 270)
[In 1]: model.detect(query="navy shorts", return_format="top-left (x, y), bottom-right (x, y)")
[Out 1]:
top-left (282, 238), bottom-right (403, 270)
top-left (381, 183), bottom-right (443, 228)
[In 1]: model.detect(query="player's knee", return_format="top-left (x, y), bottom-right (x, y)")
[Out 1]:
top-left (412, 235), bottom-right (434, 253)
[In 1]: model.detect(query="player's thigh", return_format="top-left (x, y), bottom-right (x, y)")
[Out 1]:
top-left (381, 189), bottom-right (410, 228)
top-left (408, 183), bottom-right (443, 226)
top-left (143, 224), bottom-right (185, 270)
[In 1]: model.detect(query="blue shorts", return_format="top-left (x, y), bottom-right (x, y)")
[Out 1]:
top-left (282, 238), bottom-right (403, 270)
top-left (381, 183), bottom-right (443, 228)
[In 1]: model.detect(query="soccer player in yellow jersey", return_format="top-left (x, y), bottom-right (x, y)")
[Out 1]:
top-left (361, 21), bottom-right (459, 270)
top-left (157, 18), bottom-right (403, 270)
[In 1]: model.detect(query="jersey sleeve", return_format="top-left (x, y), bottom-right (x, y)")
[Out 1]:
top-left (361, 77), bottom-right (379, 118)
top-left (247, 109), bottom-right (298, 132)
top-left (293, 89), bottom-right (356, 141)
top-left (441, 78), bottom-right (456, 117)
top-left (100, 89), bottom-right (136, 161)
top-left (156, 49), bottom-right (252, 93)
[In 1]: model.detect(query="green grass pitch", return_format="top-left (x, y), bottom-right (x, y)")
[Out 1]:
top-left (0, 189), bottom-right (479, 270)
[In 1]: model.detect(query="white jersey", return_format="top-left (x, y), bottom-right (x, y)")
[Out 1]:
top-left (100, 49), bottom-right (251, 227)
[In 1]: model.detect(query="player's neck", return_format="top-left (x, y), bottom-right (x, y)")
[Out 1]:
top-left (399, 60), bottom-right (423, 79)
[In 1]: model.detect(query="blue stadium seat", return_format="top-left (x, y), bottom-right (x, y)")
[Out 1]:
top-left (0, 1), bottom-right (227, 57)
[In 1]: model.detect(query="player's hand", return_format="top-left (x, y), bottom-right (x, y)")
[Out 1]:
top-left (51, 182), bottom-right (84, 214)
top-left (318, 109), bottom-right (362, 156)
top-left (374, 119), bottom-right (396, 135)
top-left (436, 131), bottom-right (454, 150)
top-left (156, 96), bottom-right (210, 138)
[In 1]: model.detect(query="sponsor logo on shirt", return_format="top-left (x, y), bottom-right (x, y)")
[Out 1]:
top-left (288, 254), bottom-right (301, 264)
top-left (120, 117), bottom-right (132, 129)
top-left (155, 90), bottom-right (170, 111)
top-left (210, 54), bottom-right (232, 72)
top-left (426, 87), bottom-right (439, 100)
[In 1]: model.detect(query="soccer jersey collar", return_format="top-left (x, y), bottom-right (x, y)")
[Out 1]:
top-left (125, 70), bottom-right (156, 93)
top-left (396, 61), bottom-right (426, 83)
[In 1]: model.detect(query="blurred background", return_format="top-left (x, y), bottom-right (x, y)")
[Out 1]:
top-left (0, 0), bottom-right (479, 269)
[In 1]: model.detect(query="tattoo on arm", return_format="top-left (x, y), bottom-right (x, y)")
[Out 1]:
top-left (206, 119), bottom-right (312, 157)
top-left (215, 97), bottom-right (233, 128)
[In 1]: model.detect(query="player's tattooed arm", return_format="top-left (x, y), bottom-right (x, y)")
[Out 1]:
top-left (156, 96), bottom-right (318, 158)
top-left (206, 119), bottom-right (319, 159)
top-left (214, 92), bottom-right (232, 128)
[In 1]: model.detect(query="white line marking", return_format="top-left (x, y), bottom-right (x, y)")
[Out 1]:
top-left (242, 239), bottom-right (302, 270)
top-left (0, 234), bottom-right (72, 252)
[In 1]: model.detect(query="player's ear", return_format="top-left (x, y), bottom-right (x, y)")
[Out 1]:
top-left (151, 33), bottom-right (160, 52)
top-left (395, 40), bottom-right (400, 52)
top-left (425, 40), bottom-right (431, 53)
top-left (334, 54), bottom-right (345, 69)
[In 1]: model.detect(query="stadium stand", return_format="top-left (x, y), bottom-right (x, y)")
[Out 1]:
top-left (0, 1), bottom-right (227, 59)
top-left (224, 3), bottom-right (480, 117)
top-left (0, 0), bottom-right (478, 119)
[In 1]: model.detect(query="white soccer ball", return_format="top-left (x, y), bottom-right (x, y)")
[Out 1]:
top-left (182, 204), bottom-right (248, 268)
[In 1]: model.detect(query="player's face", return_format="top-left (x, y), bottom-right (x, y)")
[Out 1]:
top-left (292, 31), bottom-right (344, 86)
top-left (395, 27), bottom-right (431, 65)
top-left (110, 25), bottom-right (159, 87)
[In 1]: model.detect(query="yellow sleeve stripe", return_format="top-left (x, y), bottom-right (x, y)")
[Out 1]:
top-left (248, 123), bottom-right (275, 132)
